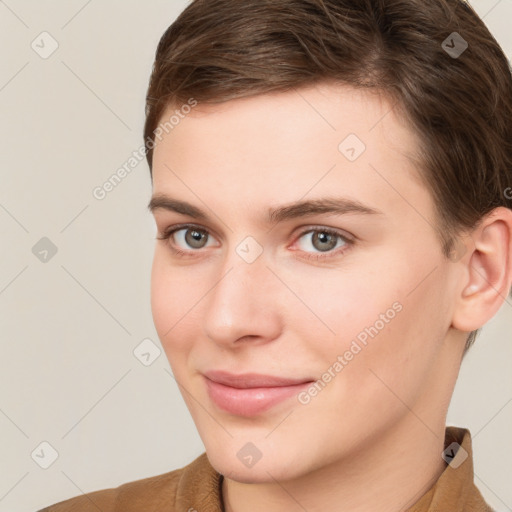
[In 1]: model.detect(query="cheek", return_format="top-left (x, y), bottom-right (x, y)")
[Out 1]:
top-left (334, 274), bottom-right (450, 409)
top-left (150, 251), bottom-right (200, 354)
top-left (295, 251), bottom-right (445, 375)
top-left (288, 263), bottom-right (396, 350)
top-left (150, 254), bottom-right (172, 338)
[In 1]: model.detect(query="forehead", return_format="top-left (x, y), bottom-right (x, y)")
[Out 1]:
top-left (153, 83), bottom-right (420, 166)
top-left (150, 83), bottom-right (428, 223)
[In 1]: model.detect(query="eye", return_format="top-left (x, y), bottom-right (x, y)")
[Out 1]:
top-left (156, 224), bottom-right (218, 254)
top-left (293, 227), bottom-right (353, 260)
top-left (173, 227), bottom-right (213, 249)
top-left (157, 223), bottom-right (354, 261)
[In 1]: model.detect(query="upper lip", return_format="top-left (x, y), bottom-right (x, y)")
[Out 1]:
top-left (203, 370), bottom-right (314, 389)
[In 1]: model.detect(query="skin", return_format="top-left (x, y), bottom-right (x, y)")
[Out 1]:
top-left (149, 83), bottom-right (512, 512)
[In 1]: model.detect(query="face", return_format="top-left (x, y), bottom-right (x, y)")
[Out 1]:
top-left (149, 83), bottom-right (462, 483)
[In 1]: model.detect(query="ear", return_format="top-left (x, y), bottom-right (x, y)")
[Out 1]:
top-left (451, 207), bottom-right (512, 333)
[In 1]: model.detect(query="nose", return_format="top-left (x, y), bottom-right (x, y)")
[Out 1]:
top-left (202, 245), bottom-right (282, 348)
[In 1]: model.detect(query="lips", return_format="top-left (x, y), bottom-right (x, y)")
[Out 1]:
top-left (203, 370), bottom-right (314, 416)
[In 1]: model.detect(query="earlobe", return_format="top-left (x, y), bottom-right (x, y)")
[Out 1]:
top-left (451, 207), bottom-right (512, 332)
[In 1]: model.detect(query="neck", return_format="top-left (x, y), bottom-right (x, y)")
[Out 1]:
top-left (222, 416), bottom-right (447, 512)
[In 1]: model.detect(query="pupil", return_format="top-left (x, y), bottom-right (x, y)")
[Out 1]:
top-left (187, 229), bottom-right (205, 248)
top-left (315, 231), bottom-right (335, 251)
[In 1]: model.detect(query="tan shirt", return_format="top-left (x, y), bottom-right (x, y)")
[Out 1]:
top-left (38, 426), bottom-right (494, 511)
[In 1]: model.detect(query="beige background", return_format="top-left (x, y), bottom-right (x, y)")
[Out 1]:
top-left (0, 1), bottom-right (511, 511)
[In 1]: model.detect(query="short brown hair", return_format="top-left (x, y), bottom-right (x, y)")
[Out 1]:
top-left (143, 0), bottom-right (512, 353)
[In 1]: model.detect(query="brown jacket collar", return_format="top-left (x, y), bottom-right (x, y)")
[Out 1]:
top-left (175, 426), bottom-right (492, 512)
top-left (40, 426), bottom-right (493, 511)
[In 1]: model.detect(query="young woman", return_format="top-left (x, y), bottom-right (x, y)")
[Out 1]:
top-left (39, 0), bottom-right (512, 510)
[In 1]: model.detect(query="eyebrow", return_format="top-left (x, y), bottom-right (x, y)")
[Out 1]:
top-left (147, 194), bottom-right (383, 224)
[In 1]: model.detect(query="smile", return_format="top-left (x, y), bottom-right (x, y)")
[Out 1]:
top-left (203, 371), bottom-right (313, 416)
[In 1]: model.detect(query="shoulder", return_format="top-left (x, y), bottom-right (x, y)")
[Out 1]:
top-left (36, 453), bottom-right (213, 512)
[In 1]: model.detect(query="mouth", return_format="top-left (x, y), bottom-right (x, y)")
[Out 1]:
top-left (203, 370), bottom-right (314, 417)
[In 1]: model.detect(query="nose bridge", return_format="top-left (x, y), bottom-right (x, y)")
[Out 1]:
top-left (215, 234), bottom-right (269, 299)
top-left (202, 237), bottom-right (279, 344)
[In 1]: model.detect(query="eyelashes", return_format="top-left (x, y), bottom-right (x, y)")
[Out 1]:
top-left (156, 223), bottom-right (355, 262)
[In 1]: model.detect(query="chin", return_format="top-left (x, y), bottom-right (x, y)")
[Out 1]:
top-left (209, 457), bottom-right (292, 484)
top-left (205, 443), bottom-right (309, 484)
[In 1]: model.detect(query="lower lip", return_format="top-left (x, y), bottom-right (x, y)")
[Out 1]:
top-left (204, 378), bottom-right (312, 416)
